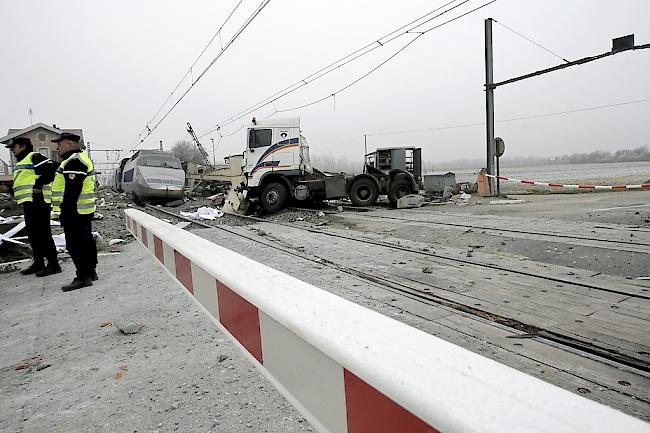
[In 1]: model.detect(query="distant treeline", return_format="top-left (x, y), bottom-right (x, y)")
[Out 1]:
top-left (555, 146), bottom-right (650, 164)
top-left (437, 145), bottom-right (650, 170)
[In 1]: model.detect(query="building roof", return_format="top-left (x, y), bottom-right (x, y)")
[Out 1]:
top-left (0, 122), bottom-right (84, 144)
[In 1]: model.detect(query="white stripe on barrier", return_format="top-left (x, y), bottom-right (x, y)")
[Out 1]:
top-left (487, 173), bottom-right (650, 190)
top-left (124, 209), bottom-right (649, 433)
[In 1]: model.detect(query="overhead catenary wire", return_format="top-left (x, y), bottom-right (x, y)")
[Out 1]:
top-left (197, 0), bottom-right (491, 138)
top-left (130, 0), bottom-right (272, 152)
top-left (130, 0), bottom-right (245, 151)
top-left (493, 19), bottom-right (570, 63)
top-left (317, 96), bottom-right (650, 150)
top-left (266, 0), bottom-right (497, 118)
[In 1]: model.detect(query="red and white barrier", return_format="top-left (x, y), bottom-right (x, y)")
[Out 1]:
top-left (125, 209), bottom-right (649, 433)
top-left (487, 174), bottom-right (650, 190)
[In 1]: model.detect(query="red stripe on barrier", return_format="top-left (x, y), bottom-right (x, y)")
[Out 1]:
top-left (153, 236), bottom-right (164, 263)
top-left (217, 281), bottom-right (263, 363)
top-left (578, 185), bottom-right (595, 189)
top-left (642, 183), bottom-right (650, 188)
top-left (141, 226), bottom-right (148, 247)
top-left (174, 250), bottom-right (194, 294)
top-left (521, 180), bottom-right (535, 185)
top-left (548, 183), bottom-right (564, 188)
top-left (344, 370), bottom-right (439, 433)
top-left (612, 185), bottom-right (627, 189)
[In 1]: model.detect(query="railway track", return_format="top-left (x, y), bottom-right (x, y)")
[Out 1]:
top-left (291, 207), bottom-right (650, 249)
top-left (139, 205), bottom-right (650, 376)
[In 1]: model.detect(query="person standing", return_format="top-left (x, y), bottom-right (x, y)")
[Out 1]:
top-left (2, 137), bottom-right (60, 276)
top-left (51, 132), bottom-right (98, 291)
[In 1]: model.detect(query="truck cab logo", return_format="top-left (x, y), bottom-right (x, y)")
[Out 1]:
top-left (280, 132), bottom-right (288, 138)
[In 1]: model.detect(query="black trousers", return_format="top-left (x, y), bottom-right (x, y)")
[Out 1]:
top-left (61, 212), bottom-right (97, 280)
top-left (22, 199), bottom-right (58, 266)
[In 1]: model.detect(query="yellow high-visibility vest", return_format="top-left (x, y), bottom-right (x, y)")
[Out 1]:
top-left (13, 152), bottom-right (53, 205)
top-left (56, 151), bottom-right (96, 215)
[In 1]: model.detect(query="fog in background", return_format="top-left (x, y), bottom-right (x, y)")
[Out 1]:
top-left (1, 0), bottom-right (649, 172)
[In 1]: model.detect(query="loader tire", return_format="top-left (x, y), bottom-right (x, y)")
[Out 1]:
top-left (260, 182), bottom-right (287, 213)
top-left (349, 177), bottom-right (379, 207)
top-left (388, 174), bottom-right (412, 207)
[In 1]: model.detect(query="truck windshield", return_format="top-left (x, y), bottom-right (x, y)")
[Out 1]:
top-left (139, 157), bottom-right (181, 169)
top-left (249, 129), bottom-right (272, 149)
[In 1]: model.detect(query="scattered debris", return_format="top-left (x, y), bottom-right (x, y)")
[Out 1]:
top-left (422, 266), bottom-right (433, 274)
top-left (108, 239), bottom-right (126, 246)
top-left (208, 193), bottom-right (225, 207)
top-left (218, 355), bottom-right (229, 363)
top-left (114, 371), bottom-right (124, 379)
top-left (175, 221), bottom-right (192, 229)
top-left (93, 212), bottom-right (104, 220)
top-left (467, 248), bottom-right (474, 257)
top-left (165, 199), bottom-right (185, 207)
top-left (396, 194), bottom-right (425, 209)
top-left (489, 199), bottom-right (526, 205)
top-left (115, 323), bottom-right (144, 335)
top-left (36, 364), bottom-right (52, 371)
top-left (180, 206), bottom-right (224, 220)
top-left (457, 192), bottom-right (471, 206)
top-left (15, 364), bottom-right (29, 371)
top-left (317, 211), bottom-right (326, 217)
top-left (99, 321), bottom-right (113, 328)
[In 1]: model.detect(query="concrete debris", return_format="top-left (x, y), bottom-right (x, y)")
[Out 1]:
top-left (0, 259), bottom-right (30, 273)
top-left (317, 211), bottom-right (326, 217)
top-left (115, 322), bottom-right (144, 335)
top-left (467, 248), bottom-right (474, 257)
top-left (457, 192), bottom-right (472, 206)
top-left (208, 193), bottom-right (225, 207)
top-left (180, 207), bottom-right (224, 220)
top-left (108, 239), bottom-right (126, 246)
top-left (489, 199), bottom-right (526, 205)
top-left (97, 198), bottom-right (106, 207)
top-left (396, 194), bottom-right (425, 209)
top-left (422, 266), bottom-right (433, 274)
top-left (165, 199), bottom-right (185, 207)
top-left (93, 212), bottom-right (104, 220)
top-left (0, 216), bottom-right (17, 224)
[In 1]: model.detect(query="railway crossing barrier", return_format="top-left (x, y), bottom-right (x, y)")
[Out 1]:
top-left (124, 208), bottom-right (650, 433)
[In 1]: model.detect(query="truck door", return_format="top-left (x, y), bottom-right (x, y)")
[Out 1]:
top-left (245, 128), bottom-right (274, 187)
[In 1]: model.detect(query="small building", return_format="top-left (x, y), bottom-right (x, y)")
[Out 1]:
top-left (0, 123), bottom-right (84, 166)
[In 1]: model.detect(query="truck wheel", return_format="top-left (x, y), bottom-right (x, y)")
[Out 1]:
top-left (388, 174), bottom-right (412, 207)
top-left (260, 182), bottom-right (287, 213)
top-left (349, 177), bottom-right (379, 206)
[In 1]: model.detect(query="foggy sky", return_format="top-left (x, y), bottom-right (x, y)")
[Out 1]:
top-left (1, 0), bottom-right (649, 170)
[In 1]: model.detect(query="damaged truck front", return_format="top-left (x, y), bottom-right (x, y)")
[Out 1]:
top-left (226, 117), bottom-right (422, 214)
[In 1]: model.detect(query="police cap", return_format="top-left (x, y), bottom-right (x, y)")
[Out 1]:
top-left (3, 137), bottom-right (32, 148)
top-left (51, 132), bottom-right (81, 143)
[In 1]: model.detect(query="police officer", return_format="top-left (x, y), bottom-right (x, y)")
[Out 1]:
top-left (3, 137), bottom-right (60, 276)
top-left (51, 132), bottom-right (98, 292)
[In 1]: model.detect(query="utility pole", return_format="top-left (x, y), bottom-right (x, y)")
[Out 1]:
top-left (159, 140), bottom-right (163, 151)
top-left (211, 138), bottom-right (216, 166)
top-left (484, 18), bottom-right (496, 195)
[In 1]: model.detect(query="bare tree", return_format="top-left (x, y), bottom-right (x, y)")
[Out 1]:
top-left (171, 139), bottom-right (205, 164)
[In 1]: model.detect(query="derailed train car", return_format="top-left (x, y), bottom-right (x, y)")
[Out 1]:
top-left (113, 150), bottom-right (185, 203)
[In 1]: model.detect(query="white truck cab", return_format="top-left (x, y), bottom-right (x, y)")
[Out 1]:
top-left (239, 118), bottom-right (345, 212)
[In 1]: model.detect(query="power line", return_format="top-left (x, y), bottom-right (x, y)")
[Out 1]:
top-left (363, 97), bottom-right (650, 138)
top-left (493, 19), bottom-right (570, 63)
top-left (197, 0), bottom-right (486, 137)
top-left (130, 0), bottom-right (272, 152)
top-left (267, 0), bottom-right (497, 118)
top-left (130, 0), bottom-right (245, 150)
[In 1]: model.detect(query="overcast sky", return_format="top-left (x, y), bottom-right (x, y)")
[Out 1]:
top-left (1, 0), bottom-right (649, 169)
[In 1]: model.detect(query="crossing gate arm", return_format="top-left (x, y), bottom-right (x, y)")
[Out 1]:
top-left (124, 209), bottom-right (649, 433)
